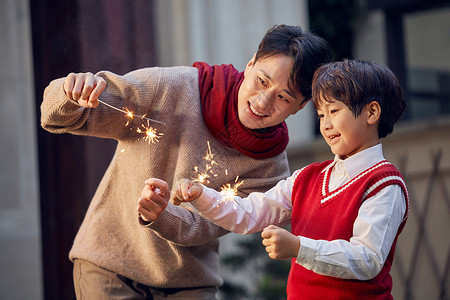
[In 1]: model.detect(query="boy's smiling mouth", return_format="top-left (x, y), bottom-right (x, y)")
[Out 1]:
top-left (327, 134), bottom-right (341, 143)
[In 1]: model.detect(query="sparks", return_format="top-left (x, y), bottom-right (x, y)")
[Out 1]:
top-left (96, 99), bottom-right (165, 144)
top-left (201, 141), bottom-right (219, 170)
top-left (204, 141), bottom-right (218, 165)
top-left (193, 164), bottom-right (217, 184)
top-left (124, 107), bottom-right (134, 119)
top-left (219, 177), bottom-right (244, 202)
top-left (136, 121), bottom-right (163, 144)
top-left (193, 141), bottom-right (219, 184)
top-left (193, 166), bottom-right (210, 183)
top-left (218, 177), bottom-right (261, 226)
top-left (192, 142), bottom-right (244, 200)
top-left (190, 142), bottom-right (261, 226)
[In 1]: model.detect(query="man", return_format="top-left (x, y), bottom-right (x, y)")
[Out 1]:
top-left (41, 24), bottom-right (330, 299)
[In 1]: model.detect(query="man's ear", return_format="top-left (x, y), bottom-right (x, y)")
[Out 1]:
top-left (367, 101), bottom-right (381, 125)
top-left (244, 54), bottom-right (256, 76)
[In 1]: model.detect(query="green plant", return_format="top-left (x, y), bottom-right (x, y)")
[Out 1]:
top-left (218, 232), bottom-right (290, 300)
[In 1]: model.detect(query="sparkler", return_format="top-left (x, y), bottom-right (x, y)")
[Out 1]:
top-left (220, 176), bottom-right (244, 202)
top-left (191, 142), bottom-right (261, 227)
top-left (217, 176), bottom-right (260, 226)
top-left (97, 99), bottom-right (165, 145)
top-left (98, 99), bottom-right (166, 125)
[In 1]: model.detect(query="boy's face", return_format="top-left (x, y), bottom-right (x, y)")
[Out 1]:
top-left (237, 54), bottom-right (307, 129)
top-left (317, 99), bottom-right (379, 159)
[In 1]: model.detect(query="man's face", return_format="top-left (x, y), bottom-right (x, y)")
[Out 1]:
top-left (237, 54), bottom-right (307, 129)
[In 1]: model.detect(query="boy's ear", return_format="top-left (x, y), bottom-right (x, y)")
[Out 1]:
top-left (367, 101), bottom-right (381, 125)
top-left (244, 54), bottom-right (257, 76)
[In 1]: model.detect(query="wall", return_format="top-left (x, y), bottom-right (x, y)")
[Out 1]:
top-left (0, 0), bottom-right (43, 299)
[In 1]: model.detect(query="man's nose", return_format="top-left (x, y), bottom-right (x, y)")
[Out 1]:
top-left (258, 92), bottom-right (275, 109)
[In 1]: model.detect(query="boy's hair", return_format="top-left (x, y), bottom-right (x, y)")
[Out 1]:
top-left (254, 24), bottom-right (331, 103)
top-left (312, 59), bottom-right (406, 138)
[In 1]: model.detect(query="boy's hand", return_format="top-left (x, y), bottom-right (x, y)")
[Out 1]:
top-left (172, 178), bottom-right (203, 205)
top-left (138, 178), bottom-right (170, 223)
top-left (261, 225), bottom-right (300, 260)
top-left (63, 72), bottom-right (106, 108)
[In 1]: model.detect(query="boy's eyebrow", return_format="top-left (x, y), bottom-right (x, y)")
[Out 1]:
top-left (260, 70), bottom-right (296, 98)
top-left (316, 99), bottom-right (336, 109)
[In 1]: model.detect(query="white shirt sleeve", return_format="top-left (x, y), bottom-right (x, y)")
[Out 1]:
top-left (297, 184), bottom-right (406, 280)
top-left (191, 173), bottom-right (297, 234)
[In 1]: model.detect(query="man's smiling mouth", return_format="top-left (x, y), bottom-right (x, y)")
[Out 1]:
top-left (249, 103), bottom-right (268, 117)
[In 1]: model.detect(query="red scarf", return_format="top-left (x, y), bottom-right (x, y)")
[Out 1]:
top-left (193, 62), bottom-right (289, 159)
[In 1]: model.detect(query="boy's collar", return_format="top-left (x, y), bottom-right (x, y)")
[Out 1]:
top-left (323, 144), bottom-right (384, 179)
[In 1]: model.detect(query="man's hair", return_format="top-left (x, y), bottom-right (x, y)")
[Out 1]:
top-left (312, 59), bottom-right (406, 138)
top-left (254, 24), bottom-right (331, 102)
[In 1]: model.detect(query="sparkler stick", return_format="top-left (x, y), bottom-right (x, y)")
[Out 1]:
top-left (98, 99), bottom-right (166, 125)
top-left (225, 194), bottom-right (261, 227)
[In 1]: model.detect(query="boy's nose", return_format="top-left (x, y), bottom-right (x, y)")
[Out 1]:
top-left (320, 116), bottom-right (332, 130)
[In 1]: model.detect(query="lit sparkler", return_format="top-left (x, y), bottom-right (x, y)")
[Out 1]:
top-left (192, 143), bottom-right (245, 207)
top-left (189, 142), bottom-right (261, 226)
top-left (193, 141), bottom-right (219, 184)
top-left (98, 99), bottom-right (166, 125)
top-left (97, 99), bottom-right (165, 145)
top-left (220, 176), bottom-right (244, 202)
top-left (218, 176), bottom-right (260, 226)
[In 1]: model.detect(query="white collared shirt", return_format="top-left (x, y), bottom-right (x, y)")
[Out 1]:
top-left (192, 144), bottom-right (407, 280)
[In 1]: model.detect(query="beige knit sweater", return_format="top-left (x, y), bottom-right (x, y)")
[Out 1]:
top-left (41, 66), bottom-right (290, 288)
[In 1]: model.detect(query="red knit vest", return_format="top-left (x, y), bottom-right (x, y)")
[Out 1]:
top-left (287, 160), bottom-right (409, 300)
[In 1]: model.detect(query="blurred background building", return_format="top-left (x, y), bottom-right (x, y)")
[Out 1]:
top-left (0, 0), bottom-right (449, 299)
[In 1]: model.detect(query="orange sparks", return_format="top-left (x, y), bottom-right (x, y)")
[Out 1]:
top-left (204, 141), bottom-right (218, 166)
top-left (193, 164), bottom-right (217, 184)
top-left (124, 107), bottom-right (134, 119)
top-left (136, 121), bottom-right (163, 144)
top-left (193, 142), bottom-right (219, 184)
top-left (193, 142), bottom-right (244, 202)
top-left (123, 108), bottom-right (163, 144)
top-left (95, 99), bottom-right (166, 145)
top-left (192, 142), bottom-right (257, 224)
top-left (220, 177), bottom-right (244, 202)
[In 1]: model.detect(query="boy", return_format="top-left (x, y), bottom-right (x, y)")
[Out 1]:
top-left (41, 25), bottom-right (330, 299)
top-left (141, 60), bottom-right (408, 299)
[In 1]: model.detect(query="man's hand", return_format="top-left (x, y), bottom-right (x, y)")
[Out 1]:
top-left (63, 72), bottom-right (106, 108)
top-left (138, 178), bottom-right (170, 223)
top-left (261, 225), bottom-right (300, 260)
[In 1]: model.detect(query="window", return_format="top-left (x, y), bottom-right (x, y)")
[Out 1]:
top-left (404, 7), bottom-right (450, 120)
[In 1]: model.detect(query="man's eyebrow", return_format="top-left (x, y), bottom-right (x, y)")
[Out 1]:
top-left (261, 70), bottom-right (296, 98)
top-left (283, 88), bottom-right (295, 98)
